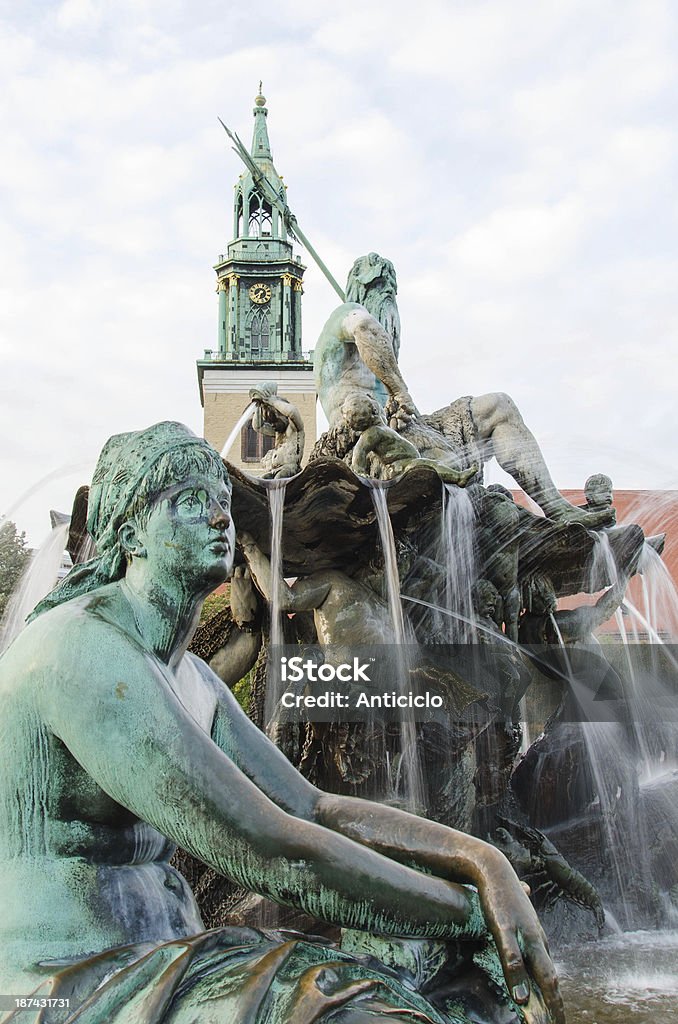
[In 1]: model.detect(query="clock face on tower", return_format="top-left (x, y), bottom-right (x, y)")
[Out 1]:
top-left (248, 282), bottom-right (271, 305)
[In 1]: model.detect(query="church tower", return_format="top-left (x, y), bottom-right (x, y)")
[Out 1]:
top-left (197, 87), bottom-right (317, 471)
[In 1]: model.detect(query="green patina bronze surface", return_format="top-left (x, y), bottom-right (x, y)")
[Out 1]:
top-left (312, 252), bottom-right (617, 530)
top-left (0, 420), bottom-right (563, 1023)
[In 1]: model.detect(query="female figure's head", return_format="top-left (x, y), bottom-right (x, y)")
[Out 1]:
top-left (31, 422), bottom-right (233, 618)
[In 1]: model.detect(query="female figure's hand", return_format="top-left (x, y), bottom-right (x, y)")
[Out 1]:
top-left (475, 849), bottom-right (565, 1024)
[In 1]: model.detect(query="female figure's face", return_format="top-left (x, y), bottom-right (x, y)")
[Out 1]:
top-left (135, 473), bottom-right (235, 590)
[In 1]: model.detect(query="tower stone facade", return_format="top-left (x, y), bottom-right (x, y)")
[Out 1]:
top-left (197, 88), bottom-right (316, 472)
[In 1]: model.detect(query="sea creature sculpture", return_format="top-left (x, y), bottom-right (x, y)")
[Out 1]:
top-left (496, 818), bottom-right (606, 934)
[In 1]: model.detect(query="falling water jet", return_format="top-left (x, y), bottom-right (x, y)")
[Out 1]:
top-left (587, 534), bottom-right (660, 773)
top-left (636, 541), bottom-right (678, 638)
top-left (440, 484), bottom-right (476, 643)
top-left (609, 585), bottom-right (674, 773)
top-left (402, 592), bottom-right (638, 723)
top-left (402, 594), bottom-right (518, 650)
top-left (619, 541), bottom-right (678, 780)
top-left (0, 523), bottom-right (70, 654)
top-left (365, 483), bottom-right (407, 643)
top-left (403, 591), bottom-right (538, 751)
top-left (549, 614), bottom-right (639, 929)
top-left (617, 598), bottom-right (678, 780)
top-left (589, 531), bottom-right (618, 589)
top-left (622, 600), bottom-right (678, 658)
top-left (602, 908), bottom-right (623, 934)
top-left (3, 460), bottom-right (94, 523)
top-left (253, 475), bottom-right (290, 933)
top-left (263, 477), bottom-right (289, 732)
top-left (367, 482), bottom-right (425, 813)
top-left (610, 601), bottom-right (654, 777)
top-left (220, 403), bottom-right (256, 459)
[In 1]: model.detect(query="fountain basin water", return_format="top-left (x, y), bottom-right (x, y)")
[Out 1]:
top-left (557, 930), bottom-right (678, 1024)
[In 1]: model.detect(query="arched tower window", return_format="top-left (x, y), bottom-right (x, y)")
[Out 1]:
top-left (241, 423), bottom-right (275, 463)
top-left (249, 307), bottom-right (270, 355)
top-left (235, 192), bottom-right (244, 236)
top-left (248, 191), bottom-right (273, 237)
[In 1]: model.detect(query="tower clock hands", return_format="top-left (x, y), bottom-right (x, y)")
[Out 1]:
top-left (219, 118), bottom-right (346, 302)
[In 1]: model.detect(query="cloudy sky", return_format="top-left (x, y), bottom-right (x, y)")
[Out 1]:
top-left (1, 0), bottom-right (677, 544)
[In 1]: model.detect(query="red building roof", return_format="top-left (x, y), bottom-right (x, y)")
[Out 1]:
top-left (513, 489), bottom-right (678, 637)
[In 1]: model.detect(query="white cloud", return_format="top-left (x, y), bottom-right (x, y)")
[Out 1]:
top-left (55, 0), bottom-right (103, 31)
top-left (447, 199), bottom-right (585, 282)
top-left (1, 0), bottom-right (677, 542)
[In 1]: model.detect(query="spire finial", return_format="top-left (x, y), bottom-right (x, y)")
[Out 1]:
top-left (255, 82), bottom-right (266, 107)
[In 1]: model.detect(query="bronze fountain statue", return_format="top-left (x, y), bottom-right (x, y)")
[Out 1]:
top-left (2, 253), bottom-right (675, 1023)
top-left (0, 420), bottom-right (562, 1023)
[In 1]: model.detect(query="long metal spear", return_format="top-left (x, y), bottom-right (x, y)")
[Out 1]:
top-left (218, 118), bottom-right (346, 302)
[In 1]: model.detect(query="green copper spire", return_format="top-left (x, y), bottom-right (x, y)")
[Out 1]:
top-left (251, 82), bottom-right (273, 162)
top-left (209, 87), bottom-right (308, 363)
top-left (219, 95), bottom-right (345, 302)
top-left (241, 83), bottom-right (284, 225)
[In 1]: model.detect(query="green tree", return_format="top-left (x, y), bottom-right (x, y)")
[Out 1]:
top-left (0, 519), bottom-right (31, 619)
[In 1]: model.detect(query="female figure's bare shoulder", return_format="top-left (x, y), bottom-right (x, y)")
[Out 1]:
top-left (2, 584), bottom-right (147, 698)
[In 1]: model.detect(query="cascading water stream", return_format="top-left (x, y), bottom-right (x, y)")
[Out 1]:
top-left (369, 487), bottom-right (406, 645)
top-left (264, 478), bottom-right (288, 731)
top-left (548, 613), bottom-right (571, 673)
top-left (549, 608), bottom-right (640, 928)
top-left (636, 541), bottom-right (678, 639)
top-left (401, 593), bottom-right (517, 649)
top-left (266, 480), bottom-right (287, 652)
top-left (622, 600), bottom-right (676, 654)
top-left (368, 483), bottom-right (425, 813)
top-left (594, 534), bottom-right (678, 777)
top-left (0, 523), bottom-right (70, 653)
top-left (625, 541), bottom-right (678, 787)
top-left (440, 484), bottom-right (476, 643)
top-left (220, 403), bottom-right (255, 459)
top-left (618, 596), bottom-right (678, 782)
top-left (588, 533), bottom-right (661, 773)
top-left (3, 460), bottom-right (94, 525)
top-left (401, 593), bottom-right (553, 751)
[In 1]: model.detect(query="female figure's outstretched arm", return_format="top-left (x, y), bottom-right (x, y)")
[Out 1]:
top-left (208, 665), bottom-right (562, 1021)
top-left (40, 616), bottom-right (478, 943)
